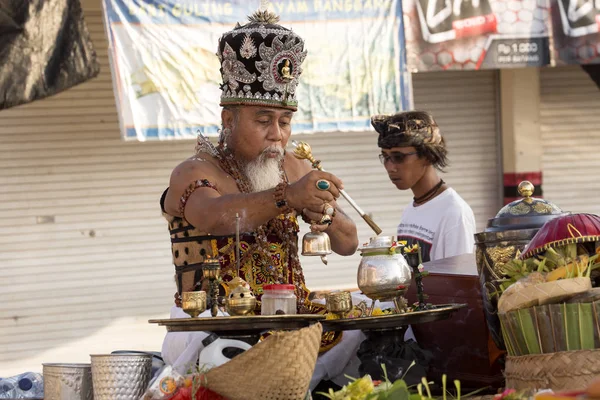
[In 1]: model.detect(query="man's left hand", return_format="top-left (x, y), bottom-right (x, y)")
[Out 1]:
top-left (302, 201), bottom-right (337, 232)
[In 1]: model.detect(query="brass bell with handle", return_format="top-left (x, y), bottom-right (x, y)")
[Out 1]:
top-left (301, 230), bottom-right (332, 265)
top-left (292, 140), bottom-right (382, 265)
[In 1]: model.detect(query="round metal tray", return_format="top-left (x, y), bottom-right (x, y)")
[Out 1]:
top-left (149, 304), bottom-right (466, 334)
top-left (321, 303), bottom-right (467, 332)
top-left (148, 314), bottom-right (325, 335)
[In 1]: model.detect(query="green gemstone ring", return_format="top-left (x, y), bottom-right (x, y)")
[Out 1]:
top-left (316, 179), bottom-right (331, 191)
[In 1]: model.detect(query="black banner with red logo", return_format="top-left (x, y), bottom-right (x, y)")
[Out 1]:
top-left (403, 0), bottom-right (600, 71)
top-left (551, 0), bottom-right (600, 65)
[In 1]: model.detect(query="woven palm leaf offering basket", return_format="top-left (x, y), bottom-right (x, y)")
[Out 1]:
top-left (494, 214), bottom-right (600, 391)
top-left (200, 322), bottom-right (322, 399)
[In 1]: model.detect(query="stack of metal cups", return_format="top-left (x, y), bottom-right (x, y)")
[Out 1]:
top-left (90, 353), bottom-right (152, 399)
top-left (43, 363), bottom-right (93, 400)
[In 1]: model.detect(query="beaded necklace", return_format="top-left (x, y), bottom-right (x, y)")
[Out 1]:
top-left (195, 134), bottom-right (304, 295)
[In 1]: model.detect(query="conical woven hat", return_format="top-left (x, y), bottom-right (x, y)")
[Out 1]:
top-left (204, 322), bottom-right (322, 400)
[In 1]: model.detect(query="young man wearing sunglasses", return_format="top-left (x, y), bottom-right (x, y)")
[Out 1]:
top-left (372, 111), bottom-right (476, 262)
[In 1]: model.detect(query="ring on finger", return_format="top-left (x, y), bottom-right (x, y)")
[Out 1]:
top-left (319, 214), bottom-right (332, 225)
top-left (323, 203), bottom-right (335, 216)
top-left (316, 179), bottom-right (331, 191)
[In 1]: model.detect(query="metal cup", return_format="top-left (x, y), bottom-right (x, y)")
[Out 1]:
top-left (43, 363), bottom-right (93, 400)
top-left (182, 290), bottom-right (207, 318)
top-left (90, 354), bottom-right (152, 400)
top-left (326, 291), bottom-right (353, 318)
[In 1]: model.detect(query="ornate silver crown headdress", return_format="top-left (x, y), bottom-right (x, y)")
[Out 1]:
top-left (216, 4), bottom-right (306, 110)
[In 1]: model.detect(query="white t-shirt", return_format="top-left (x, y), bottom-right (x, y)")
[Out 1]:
top-left (397, 188), bottom-right (476, 262)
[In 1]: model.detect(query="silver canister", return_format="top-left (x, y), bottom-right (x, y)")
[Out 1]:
top-left (357, 236), bottom-right (412, 301)
top-left (90, 354), bottom-right (152, 400)
top-left (43, 363), bottom-right (93, 400)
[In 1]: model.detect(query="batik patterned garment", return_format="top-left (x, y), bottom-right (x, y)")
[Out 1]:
top-left (161, 191), bottom-right (309, 311)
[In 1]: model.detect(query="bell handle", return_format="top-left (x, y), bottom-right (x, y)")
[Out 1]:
top-left (318, 173), bottom-right (383, 236)
top-left (291, 140), bottom-right (383, 235)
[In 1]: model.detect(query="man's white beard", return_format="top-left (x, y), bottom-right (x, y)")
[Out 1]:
top-left (244, 146), bottom-right (284, 192)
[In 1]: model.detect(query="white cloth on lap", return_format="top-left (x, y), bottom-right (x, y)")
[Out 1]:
top-left (161, 307), bottom-right (214, 374)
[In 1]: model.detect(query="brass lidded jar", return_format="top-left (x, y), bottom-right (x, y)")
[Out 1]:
top-left (474, 181), bottom-right (567, 349)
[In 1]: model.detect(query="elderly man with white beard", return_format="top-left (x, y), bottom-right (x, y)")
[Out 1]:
top-left (158, 8), bottom-right (361, 393)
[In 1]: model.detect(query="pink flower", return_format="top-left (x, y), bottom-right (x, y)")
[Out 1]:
top-left (418, 265), bottom-right (424, 273)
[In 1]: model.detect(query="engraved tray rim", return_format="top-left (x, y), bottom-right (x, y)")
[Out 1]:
top-left (321, 303), bottom-right (467, 332)
top-left (149, 304), bottom-right (466, 333)
top-left (149, 314), bottom-right (326, 333)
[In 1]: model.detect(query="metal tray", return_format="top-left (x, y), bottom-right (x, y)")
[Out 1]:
top-left (149, 314), bottom-right (325, 334)
top-left (321, 303), bottom-right (467, 332)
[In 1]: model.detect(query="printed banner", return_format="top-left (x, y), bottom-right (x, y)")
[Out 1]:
top-left (550, 0), bottom-right (600, 65)
top-left (403, 0), bottom-right (552, 71)
top-left (103, 0), bottom-right (408, 141)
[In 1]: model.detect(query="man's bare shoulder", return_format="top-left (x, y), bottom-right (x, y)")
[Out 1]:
top-left (169, 152), bottom-right (226, 186)
top-left (163, 152), bottom-right (229, 216)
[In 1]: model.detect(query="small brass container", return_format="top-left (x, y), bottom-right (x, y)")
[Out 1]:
top-left (326, 291), bottom-right (353, 318)
top-left (226, 286), bottom-right (257, 316)
top-left (182, 291), bottom-right (207, 318)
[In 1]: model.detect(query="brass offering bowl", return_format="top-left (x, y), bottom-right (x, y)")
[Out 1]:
top-left (182, 291), bottom-right (207, 318)
top-left (326, 291), bottom-right (352, 318)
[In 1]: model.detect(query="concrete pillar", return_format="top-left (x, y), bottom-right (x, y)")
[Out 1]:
top-left (500, 68), bottom-right (543, 205)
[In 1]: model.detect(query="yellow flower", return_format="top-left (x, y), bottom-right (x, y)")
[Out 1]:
top-left (371, 308), bottom-right (393, 316)
top-left (403, 244), bottom-right (419, 254)
top-left (345, 376), bottom-right (375, 399)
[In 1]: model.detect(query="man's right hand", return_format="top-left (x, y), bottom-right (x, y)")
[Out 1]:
top-left (286, 170), bottom-right (343, 211)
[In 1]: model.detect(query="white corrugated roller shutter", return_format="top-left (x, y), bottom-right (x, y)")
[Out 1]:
top-left (0, 1), bottom-right (500, 373)
top-left (0, 0), bottom-right (188, 373)
top-left (540, 65), bottom-right (600, 215)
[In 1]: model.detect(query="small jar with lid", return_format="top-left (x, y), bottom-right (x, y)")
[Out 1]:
top-left (260, 284), bottom-right (297, 315)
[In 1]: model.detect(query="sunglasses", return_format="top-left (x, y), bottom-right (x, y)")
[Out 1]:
top-left (379, 152), bottom-right (418, 165)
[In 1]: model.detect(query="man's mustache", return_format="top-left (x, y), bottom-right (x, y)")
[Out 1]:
top-left (262, 146), bottom-right (284, 156)
top-left (257, 146), bottom-right (284, 161)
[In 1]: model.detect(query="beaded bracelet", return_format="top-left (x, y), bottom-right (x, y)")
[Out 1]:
top-left (273, 182), bottom-right (293, 214)
top-left (178, 179), bottom-right (218, 217)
